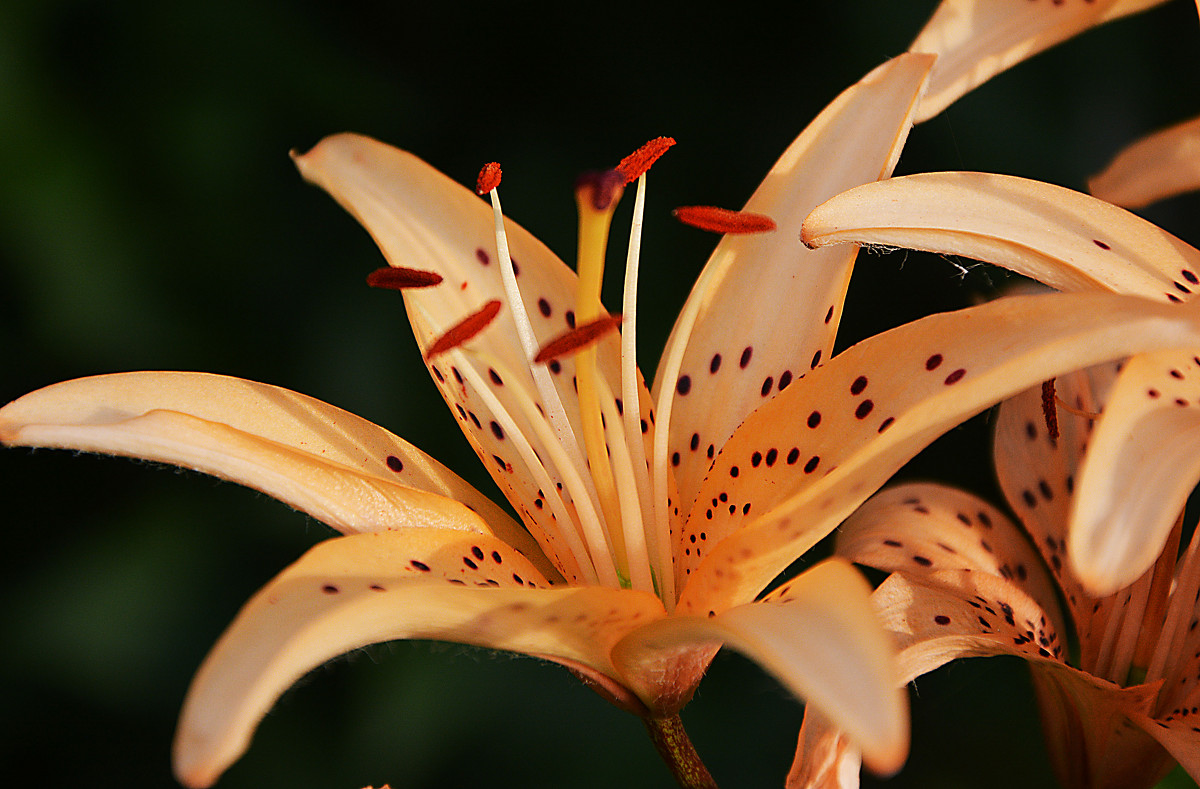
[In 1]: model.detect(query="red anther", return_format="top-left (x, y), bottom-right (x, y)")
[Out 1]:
top-left (1041, 379), bottom-right (1060, 447)
top-left (534, 314), bottom-right (623, 363)
top-left (673, 206), bottom-right (777, 234)
top-left (425, 300), bottom-right (502, 359)
top-left (616, 137), bottom-right (676, 184)
top-left (575, 170), bottom-right (626, 212)
top-left (476, 162), bottom-right (502, 195)
top-left (366, 266), bottom-right (444, 290)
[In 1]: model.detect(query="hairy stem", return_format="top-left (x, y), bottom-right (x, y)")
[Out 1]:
top-left (642, 713), bottom-right (718, 789)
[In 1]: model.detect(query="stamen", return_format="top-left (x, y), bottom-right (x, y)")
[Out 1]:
top-left (576, 170), bottom-right (626, 212)
top-left (1040, 379), bottom-right (1059, 447)
top-left (424, 300), bottom-right (501, 359)
top-left (616, 137), bottom-right (676, 184)
top-left (476, 162), bottom-right (502, 195)
top-left (366, 266), bottom-right (444, 290)
top-left (534, 314), bottom-right (623, 363)
top-left (673, 205), bottom-right (777, 234)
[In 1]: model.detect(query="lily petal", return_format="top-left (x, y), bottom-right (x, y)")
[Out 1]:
top-left (910, 0), bottom-right (1168, 123)
top-left (1070, 350), bottom-right (1200, 594)
top-left (655, 52), bottom-right (933, 513)
top-left (1090, 115), bottom-right (1200, 208)
top-left (678, 291), bottom-right (1200, 613)
top-left (836, 481), bottom-right (1064, 638)
top-left (615, 559), bottom-right (908, 776)
top-left (0, 371), bottom-right (559, 574)
top-left (787, 710), bottom-right (861, 789)
top-left (801, 172), bottom-right (1200, 303)
top-left (173, 528), bottom-right (665, 788)
top-left (1127, 706), bottom-right (1200, 786)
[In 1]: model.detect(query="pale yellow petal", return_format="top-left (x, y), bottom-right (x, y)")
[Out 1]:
top-left (0, 371), bottom-right (559, 573)
top-left (616, 560), bottom-right (908, 776)
top-left (173, 528), bottom-right (664, 788)
top-left (1090, 115), bottom-right (1200, 208)
top-left (787, 710), bottom-right (861, 789)
top-left (1070, 350), bottom-right (1200, 594)
top-left (678, 291), bottom-right (1200, 613)
top-left (910, 0), bottom-right (1168, 122)
top-left (802, 172), bottom-right (1200, 303)
top-left (654, 53), bottom-right (933, 514)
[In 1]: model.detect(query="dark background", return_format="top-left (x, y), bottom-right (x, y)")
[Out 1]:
top-left (3, 1), bottom-right (1200, 787)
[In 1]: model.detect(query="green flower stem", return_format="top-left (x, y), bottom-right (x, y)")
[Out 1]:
top-left (642, 714), bottom-right (718, 789)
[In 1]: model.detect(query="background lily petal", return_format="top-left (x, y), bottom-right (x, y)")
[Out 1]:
top-left (173, 528), bottom-right (664, 788)
top-left (910, 0), bottom-right (1168, 122)
top-left (801, 171), bottom-right (1200, 301)
top-left (1089, 114), bottom-right (1200, 208)
top-left (653, 52), bottom-right (933, 515)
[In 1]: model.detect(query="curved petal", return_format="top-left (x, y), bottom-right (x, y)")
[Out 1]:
top-left (909, 0), bottom-right (1167, 123)
top-left (615, 559), bottom-right (908, 776)
top-left (0, 371), bottom-right (559, 572)
top-left (173, 528), bottom-right (665, 788)
top-left (678, 291), bottom-right (1200, 613)
top-left (1090, 115), bottom-right (1200, 208)
top-left (870, 571), bottom-right (1063, 683)
top-left (1070, 350), bottom-right (1200, 594)
top-left (654, 53), bottom-right (933, 513)
top-left (993, 369), bottom-right (1118, 641)
top-left (836, 481), bottom-right (1064, 637)
top-left (1128, 708), bottom-right (1200, 786)
top-left (787, 710), bottom-right (861, 789)
top-left (801, 172), bottom-right (1200, 303)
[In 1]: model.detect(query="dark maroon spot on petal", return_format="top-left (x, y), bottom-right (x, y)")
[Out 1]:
top-left (912, 556), bottom-right (932, 567)
top-left (740, 347), bottom-right (753, 368)
top-left (490, 421), bottom-right (504, 440)
top-left (944, 368), bottom-right (966, 385)
top-left (549, 359), bottom-right (562, 374)
top-left (787, 448), bottom-right (800, 465)
top-left (855, 399), bottom-right (874, 419)
top-left (810, 349), bottom-right (822, 369)
top-left (1168, 293), bottom-right (1184, 303)
top-left (512, 573), bottom-right (524, 584)
top-left (710, 354), bottom-right (722, 374)
top-left (476, 248), bottom-right (490, 265)
top-left (934, 615), bottom-right (951, 625)
top-left (370, 584), bottom-right (386, 591)
top-left (322, 584), bottom-right (340, 594)
top-left (386, 455), bottom-right (405, 473)
top-left (1092, 239), bottom-right (1111, 250)
top-left (765, 448), bottom-right (778, 466)
top-left (760, 377), bottom-right (773, 396)
top-left (677, 375), bottom-right (692, 395)
top-left (825, 305), bottom-right (834, 324)
top-left (751, 451), bottom-right (763, 467)
top-left (1038, 480), bottom-right (1054, 501)
top-left (1022, 490), bottom-right (1037, 507)
top-left (1148, 389), bottom-right (1161, 398)
top-left (850, 375), bottom-right (868, 395)
top-left (491, 551), bottom-right (503, 563)
top-left (878, 417), bottom-right (894, 432)
top-left (883, 539), bottom-right (902, 547)
top-left (1171, 369), bottom-right (1185, 379)
top-left (707, 443), bottom-right (715, 459)
top-left (538, 298), bottom-right (552, 317)
top-left (690, 432), bottom-right (700, 451)
top-left (807, 411), bottom-right (822, 428)
top-left (925, 353), bottom-right (943, 371)
top-left (779, 370), bottom-right (793, 390)
top-left (671, 452), bottom-right (681, 467)
top-left (489, 368), bottom-right (504, 386)
top-left (566, 310), bottom-right (576, 328)
top-left (432, 367), bottom-right (445, 383)
top-left (471, 546), bottom-right (485, 560)
top-left (464, 557), bottom-right (478, 569)
top-left (411, 560), bottom-right (431, 572)
top-left (1185, 270), bottom-right (1199, 285)
top-left (730, 465), bottom-right (740, 477)
top-left (804, 456), bottom-right (819, 473)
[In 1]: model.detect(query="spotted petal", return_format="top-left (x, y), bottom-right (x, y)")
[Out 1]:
top-left (801, 172), bottom-right (1200, 303)
top-left (1069, 350), bottom-right (1200, 594)
top-left (677, 291), bottom-right (1200, 612)
top-left (909, 0), bottom-right (1168, 122)
top-left (614, 559), bottom-right (907, 776)
top-left (1090, 115), bottom-right (1200, 208)
top-left (654, 52), bottom-right (933, 513)
top-left (0, 372), bottom-right (557, 575)
top-left (173, 528), bottom-right (666, 788)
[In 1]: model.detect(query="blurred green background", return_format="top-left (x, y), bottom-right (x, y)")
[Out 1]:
top-left (3, 1), bottom-right (1200, 787)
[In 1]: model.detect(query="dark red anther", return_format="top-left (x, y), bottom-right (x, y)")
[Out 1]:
top-left (673, 206), bottom-right (777, 234)
top-left (616, 137), bottom-right (676, 184)
top-left (1041, 379), bottom-right (1060, 447)
top-left (534, 314), bottom-right (623, 363)
top-left (425, 300), bottom-right (502, 360)
top-left (476, 162), bottom-right (502, 195)
top-left (366, 266), bottom-right (444, 290)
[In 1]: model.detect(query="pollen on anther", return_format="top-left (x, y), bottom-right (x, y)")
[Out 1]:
top-left (367, 267), bottom-right (444, 290)
top-left (534, 314), bottom-right (623, 362)
top-left (425, 300), bottom-right (502, 360)
top-left (616, 136), bottom-right (676, 184)
top-left (673, 206), bottom-right (777, 234)
top-left (476, 162), bottom-right (502, 195)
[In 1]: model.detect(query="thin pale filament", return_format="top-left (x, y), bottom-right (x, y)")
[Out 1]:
top-left (1146, 513), bottom-right (1200, 693)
